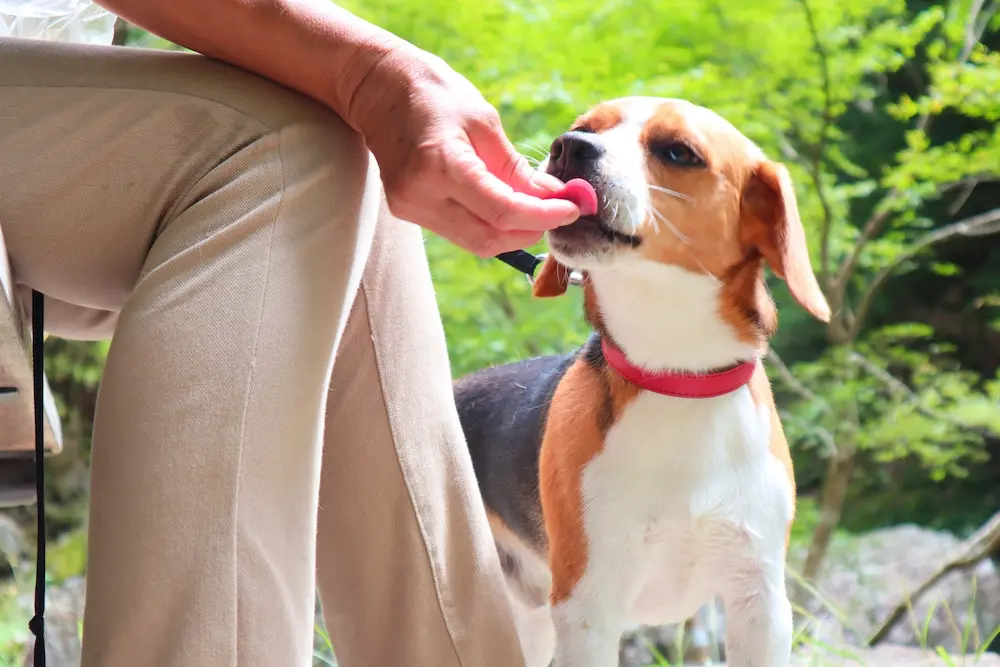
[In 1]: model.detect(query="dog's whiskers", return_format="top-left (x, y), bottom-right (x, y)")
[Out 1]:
top-left (645, 206), bottom-right (718, 280)
top-left (647, 184), bottom-right (695, 203)
top-left (647, 207), bottom-right (690, 245)
top-left (624, 203), bottom-right (637, 233)
top-left (517, 140), bottom-right (549, 158)
top-left (647, 207), bottom-right (721, 283)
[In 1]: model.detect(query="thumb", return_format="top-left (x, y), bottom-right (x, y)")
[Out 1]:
top-left (468, 116), bottom-right (563, 199)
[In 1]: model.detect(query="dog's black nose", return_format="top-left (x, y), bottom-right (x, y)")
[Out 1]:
top-left (549, 131), bottom-right (605, 175)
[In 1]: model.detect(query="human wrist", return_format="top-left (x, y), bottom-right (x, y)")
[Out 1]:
top-left (256, 1), bottom-right (415, 133)
top-left (325, 28), bottom-right (412, 134)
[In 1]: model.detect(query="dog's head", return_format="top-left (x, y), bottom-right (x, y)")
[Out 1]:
top-left (533, 97), bottom-right (829, 362)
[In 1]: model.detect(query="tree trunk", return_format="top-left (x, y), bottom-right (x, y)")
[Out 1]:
top-left (801, 443), bottom-right (858, 584)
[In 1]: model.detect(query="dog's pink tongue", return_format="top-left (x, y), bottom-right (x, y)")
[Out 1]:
top-left (547, 178), bottom-right (598, 216)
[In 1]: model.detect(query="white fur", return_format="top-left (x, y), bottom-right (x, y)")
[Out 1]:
top-left (512, 383), bottom-right (795, 667)
top-left (592, 98), bottom-right (658, 235)
top-left (589, 261), bottom-right (759, 371)
top-left (552, 386), bottom-right (794, 667)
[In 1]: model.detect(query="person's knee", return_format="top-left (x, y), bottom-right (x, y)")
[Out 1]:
top-left (284, 113), bottom-right (373, 191)
top-left (178, 55), bottom-right (380, 218)
top-left (275, 115), bottom-right (382, 248)
top-left (207, 60), bottom-right (374, 183)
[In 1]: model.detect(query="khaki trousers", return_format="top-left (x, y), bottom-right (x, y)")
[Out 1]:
top-left (0, 37), bottom-right (523, 667)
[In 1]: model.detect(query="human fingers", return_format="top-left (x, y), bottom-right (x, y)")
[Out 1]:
top-left (466, 111), bottom-right (565, 200)
top-left (415, 198), bottom-right (545, 257)
top-left (444, 143), bottom-right (580, 233)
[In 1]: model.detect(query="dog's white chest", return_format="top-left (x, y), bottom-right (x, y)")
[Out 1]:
top-left (577, 388), bottom-right (794, 626)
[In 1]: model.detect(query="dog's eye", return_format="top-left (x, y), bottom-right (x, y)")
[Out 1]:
top-left (652, 141), bottom-right (704, 168)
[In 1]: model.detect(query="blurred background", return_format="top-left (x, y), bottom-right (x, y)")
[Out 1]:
top-left (1, 0), bottom-right (999, 665)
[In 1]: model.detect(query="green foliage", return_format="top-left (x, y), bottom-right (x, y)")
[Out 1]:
top-left (785, 325), bottom-right (1000, 481)
top-left (425, 238), bottom-right (589, 375)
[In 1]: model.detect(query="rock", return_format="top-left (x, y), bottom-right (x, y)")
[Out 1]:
top-left (17, 575), bottom-right (85, 667)
top-left (796, 524), bottom-right (1000, 653)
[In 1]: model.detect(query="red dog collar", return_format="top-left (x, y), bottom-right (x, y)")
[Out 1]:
top-left (601, 339), bottom-right (756, 398)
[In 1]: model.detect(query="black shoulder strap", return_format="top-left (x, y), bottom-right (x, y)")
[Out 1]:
top-left (29, 290), bottom-right (46, 667)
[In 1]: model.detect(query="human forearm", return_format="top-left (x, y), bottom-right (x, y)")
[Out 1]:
top-left (98, 0), bottom-right (581, 255)
top-left (95, 0), bottom-right (406, 130)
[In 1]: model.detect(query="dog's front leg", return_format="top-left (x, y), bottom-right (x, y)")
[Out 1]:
top-left (549, 592), bottom-right (624, 667)
top-left (546, 534), bottom-right (632, 667)
top-left (544, 516), bottom-right (629, 667)
top-left (719, 560), bottom-right (793, 667)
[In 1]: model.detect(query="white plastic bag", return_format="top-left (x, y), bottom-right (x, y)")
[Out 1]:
top-left (0, 0), bottom-right (117, 44)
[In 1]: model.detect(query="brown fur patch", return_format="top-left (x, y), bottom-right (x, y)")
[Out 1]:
top-left (581, 279), bottom-right (605, 335)
top-left (540, 358), bottom-right (639, 604)
top-left (747, 363), bottom-right (796, 551)
top-left (740, 162), bottom-right (831, 322)
top-left (636, 104), bottom-right (776, 350)
top-left (571, 104), bottom-right (624, 133)
top-left (532, 255), bottom-right (572, 298)
top-left (719, 253), bottom-right (778, 346)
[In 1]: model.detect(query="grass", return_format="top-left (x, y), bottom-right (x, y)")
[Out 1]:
top-left (314, 621), bottom-right (338, 666)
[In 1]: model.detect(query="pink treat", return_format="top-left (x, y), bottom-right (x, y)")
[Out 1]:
top-left (547, 178), bottom-right (598, 216)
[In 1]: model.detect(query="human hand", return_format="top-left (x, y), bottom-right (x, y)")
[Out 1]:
top-left (342, 42), bottom-right (581, 257)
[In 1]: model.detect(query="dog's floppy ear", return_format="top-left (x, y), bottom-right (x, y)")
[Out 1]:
top-left (532, 254), bottom-right (572, 298)
top-left (741, 161), bottom-right (830, 322)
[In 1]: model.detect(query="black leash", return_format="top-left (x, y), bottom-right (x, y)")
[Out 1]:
top-left (495, 249), bottom-right (584, 288)
top-left (494, 250), bottom-right (542, 279)
top-left (29, 290), bottom-right (46, 667)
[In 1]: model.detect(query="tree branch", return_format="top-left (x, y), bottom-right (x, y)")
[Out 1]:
top-left (846, 350), bottom-right (995, 447)
top-left (867, 508), bottom-right (1000, 647)
top-left (767, 348), bottom-right (822, 406)
top-left (847, 206), bottom-right (1000, 339)
top-left (795, 0), bottom-right (836, 288)
top-left (766, 349), bottom-right (840, 455)
top-left (833, 0), bottom-right (995, 299)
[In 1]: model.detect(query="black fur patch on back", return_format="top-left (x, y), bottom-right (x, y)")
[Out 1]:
top-left (455, 350), bottom-right (579, 553)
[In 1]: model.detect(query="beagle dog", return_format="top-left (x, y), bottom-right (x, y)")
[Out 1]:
top-left (454, 97), bottom-right (830, 667)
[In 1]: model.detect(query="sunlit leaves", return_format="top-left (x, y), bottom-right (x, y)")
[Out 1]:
top-left (780, 323), bottom-right (998, 481)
